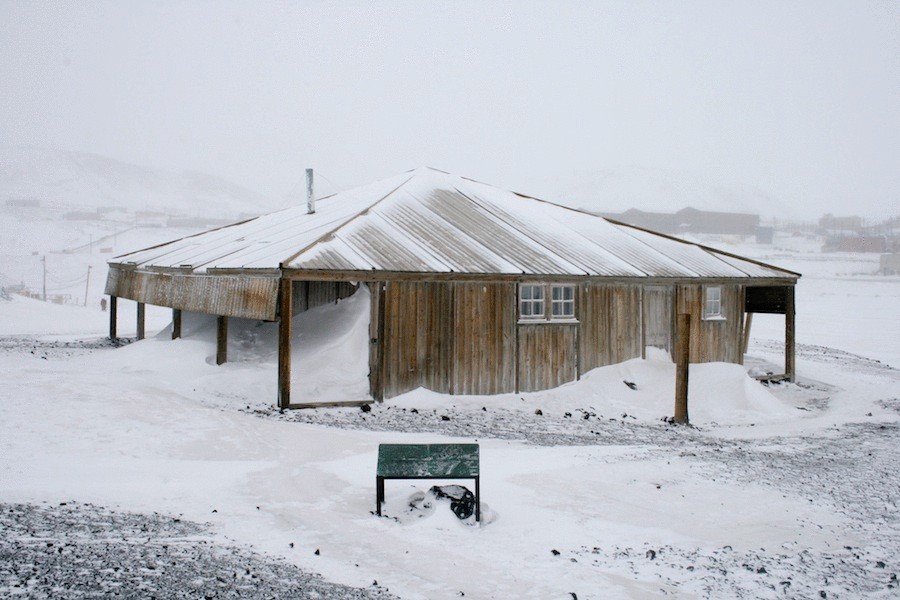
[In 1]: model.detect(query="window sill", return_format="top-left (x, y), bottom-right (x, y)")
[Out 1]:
top-left (702, 315), bottom-right (727, 322)
top-left (518, 319), bottom-right (580, 325)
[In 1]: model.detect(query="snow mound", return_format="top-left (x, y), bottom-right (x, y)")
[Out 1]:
top-left (392, 348), bottom-right (795, 427)
top-left (145, 284), bottom-right (372, 403)
top-left (383, 485), bottom-right (497, 528)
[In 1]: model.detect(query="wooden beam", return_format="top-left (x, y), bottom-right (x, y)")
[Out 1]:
top-left (742, 312), bottom-right (753, 356)
top-left (278, 278), bottom-right (293, 409)
top-left (283, 268), bottom-right (798, 288)
top-left (785, 286), bottom-right (796, 382)
top-left (374, 282), bottom-right (386, 402)
top-left (216, 315), bottom-right (228, 365)
top-left (172, 309), bottom-right (182, 340)
top-left (285, 400), bottom-right (372, 410)
top-left (109, 296), bottom-right (117, 340)
top-left (674, 313), bottom-right (691, 425)
top-left (136, 302), bottom-right (145, 341)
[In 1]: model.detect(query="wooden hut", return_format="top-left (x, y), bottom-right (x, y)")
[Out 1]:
top-left (105, 167), bottom-right (800, 408)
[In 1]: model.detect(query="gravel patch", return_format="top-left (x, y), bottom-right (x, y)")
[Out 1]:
top-left (0, 502), bottom-right (398, 599)
top-left (0, 336), bottom-right (132, 360)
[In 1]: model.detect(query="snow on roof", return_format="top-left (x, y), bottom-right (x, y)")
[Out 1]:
top-left (111, 167), bottom-right (798, 280)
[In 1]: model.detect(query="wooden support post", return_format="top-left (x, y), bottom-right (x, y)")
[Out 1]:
top-left (136, 302), bottom-right (145, 341)
top-left (278, 279), bottom-right (293, 409)
top-left (216, 315), bottom-right (228, 365)
top-left (742, 312), bottom-right (753, 356)
top-left (109, 296), bottom-right (118, 340)
top-left (172, 309), bottom-right (182, 340)
top-left (785, 286), bottom-right (796, 382)
top-left (674, 313), bottom-right (691, 425)
top-left (376, 476), bottom-right (385, 516)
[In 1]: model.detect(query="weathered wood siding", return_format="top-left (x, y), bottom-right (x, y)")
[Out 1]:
top-left (376, 281), bottom-right (516, 399)
top-left (676, 284), bottom-right (743, 363)
top-left (373, 279), bottom-right (746, 399)
top-left (579, 284), bottom-right (642, 372)
top-left (104, 267), bottom-right (278, 320)
top-left (452, 282), bottom-right (516, 395)
top-left (517, 324), bottom-right (578, 392)
top-left (380, 281), bottom-right (454, 398)
top-left (291, 280), bottom-right (357, 314)
top-left (642, 285), bottom-right (675, 356)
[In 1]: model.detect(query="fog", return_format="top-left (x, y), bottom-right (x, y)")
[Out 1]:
top-left (2, 1), bottom-right (897, 219)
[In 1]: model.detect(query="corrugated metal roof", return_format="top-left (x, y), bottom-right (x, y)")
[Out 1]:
top-left (111, 167), bottom-right (798, 281)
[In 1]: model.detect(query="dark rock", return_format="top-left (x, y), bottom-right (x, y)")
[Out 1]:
top-left (441, 415), bottom-right (451, 421)
top-left (623, 380), bottom-right (637, 390)
top-left (551, 549), bottom-right (561, 556)
top-left (646, 549), bottom-right (656, 560)
top-left (534, 409), bottom-right (542, 416)
top-left (360, 404), bottom-right (372, 413)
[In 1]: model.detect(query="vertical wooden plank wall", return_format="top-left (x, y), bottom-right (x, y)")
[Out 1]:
top-left (292, 280), bottom-right (357, 314)
top-left (381, 281), bottom-right (454, 398)
top-left (676, 284), bottom-right (744, 363)
top-left (516, 325), bottom-right (578, 392)
top-left (452, 282), bottom-right (516, 395)
top-left (578, 284), bottom-right (642, 373)
top-left (610, 286), bottom-right (642, 364)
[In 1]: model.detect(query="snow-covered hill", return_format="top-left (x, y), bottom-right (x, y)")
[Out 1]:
top-left (0, 144), bottom-right (276, 217)
top-left (0, 146), bottom-right (285, 305)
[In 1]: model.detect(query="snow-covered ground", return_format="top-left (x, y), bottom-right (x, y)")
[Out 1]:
top-left (1, 234), bottom-right (899, 598)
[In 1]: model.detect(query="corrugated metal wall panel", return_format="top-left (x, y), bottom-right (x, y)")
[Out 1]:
top-left (105, 267), bottom-right (279, 320)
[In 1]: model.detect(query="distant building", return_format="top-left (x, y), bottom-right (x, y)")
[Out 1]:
top-left (166, 216), bottom-right (236, 230)
top-left (756, 226), bottom-right (775, 244)
top-left (823, 235), bottom-right (889, 253)
top-left (819, 214), bottom-right (862, 234)
top-left (600, 207), bottom-right (759, 236)
top-left (5, 197), bottom-right (40, 208)
top-left (134, 210), bottom-right (167, 228)
top-left (880, 254), bottom-right (900, 275)
top-left (63, 210), bottom-right (103, 221)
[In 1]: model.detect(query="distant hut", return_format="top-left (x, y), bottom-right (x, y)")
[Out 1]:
top-left (105, 168), bottom-right (800, 408)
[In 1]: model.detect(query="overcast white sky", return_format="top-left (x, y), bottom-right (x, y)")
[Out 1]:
top-left (1, 1), bottom-right (898, 218)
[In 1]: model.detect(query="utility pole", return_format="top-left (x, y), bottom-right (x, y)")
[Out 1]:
top-left (42, 255), bottom-right (47, 302)
top-left (83, 265), bottom-right (91, 306)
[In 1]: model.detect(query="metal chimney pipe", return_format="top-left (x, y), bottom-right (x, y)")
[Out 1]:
top-left (306, 168), bottom-right (315, 214)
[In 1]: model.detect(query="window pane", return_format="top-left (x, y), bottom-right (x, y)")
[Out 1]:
top-left (550, 285), bottom-right (575, 319)
top-left (704, 286), bottom-right (722, 317)
top-left (520, 285), bottom-right (545, 319)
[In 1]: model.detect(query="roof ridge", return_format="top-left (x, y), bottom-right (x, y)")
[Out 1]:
top-left (279, 171), bottom-right (418, 267)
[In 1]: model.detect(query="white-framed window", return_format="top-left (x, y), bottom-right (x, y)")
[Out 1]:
top-left (551, 285), bottom-right (576, 319)
top-left (519, 284), bottom-right (545, 319)
top-left (704, 286), bottom-right (723, 319)
top-left (519, 283), bottom-right (577, 321)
